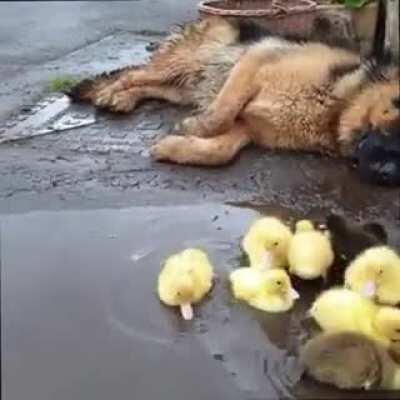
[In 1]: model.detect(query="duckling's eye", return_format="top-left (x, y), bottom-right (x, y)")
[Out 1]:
top-left (276, 280), bottom-right (282, 286)
top-left (377, 269), bottom-right (383, 275)
top-left (273, 241), bottom-right (279, 247)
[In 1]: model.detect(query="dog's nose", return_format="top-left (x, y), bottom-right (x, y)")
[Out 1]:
top-left (350, 157), bottom-right (359, 169)
top-left (378, 161), bottom-right (399, 184)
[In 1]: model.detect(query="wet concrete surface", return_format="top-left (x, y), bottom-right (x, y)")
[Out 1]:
top-left (0, 0), bottom-right (198, 120)
top-left (0, 30), bottom-right (161, 121)
top-left (2, 204), bottom-right (400, 400)
top-left (0, 1), bottom-right (197, 66)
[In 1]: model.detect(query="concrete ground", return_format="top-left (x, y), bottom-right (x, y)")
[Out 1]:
top-left (0, 1), bottom-right (198, 120)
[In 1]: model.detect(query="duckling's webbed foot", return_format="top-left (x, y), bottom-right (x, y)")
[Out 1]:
top-left (180, 303), bottom-right (194, 320)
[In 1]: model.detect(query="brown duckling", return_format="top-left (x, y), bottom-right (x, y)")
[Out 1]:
top-left (301, 331), bottom-right (400, 390)
top-left (326, 214), bottom-right (387, 264)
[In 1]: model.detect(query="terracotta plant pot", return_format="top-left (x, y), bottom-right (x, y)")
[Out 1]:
top-left (198, 0), bottom-right (320, 37)
top-left (197, 0), bottom-right (378, 54)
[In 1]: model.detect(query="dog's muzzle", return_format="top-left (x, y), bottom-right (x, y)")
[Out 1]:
top-left (353, 125), bottom-right (400, 187)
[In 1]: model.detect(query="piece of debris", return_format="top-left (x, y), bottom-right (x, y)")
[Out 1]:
top-left (0, 95), bottom-right (96, 144)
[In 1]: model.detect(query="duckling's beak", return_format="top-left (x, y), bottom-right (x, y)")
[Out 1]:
top-left (289, 287), bottom-right (300, 300)
top-left (361, 281), bottom-right (376, 299)
top-left (260, 251), bottom-right (274, 269)
top-left (363, 379), bottom-right (373, 390)
top-left (304, 309), bottom-right (313, 320)
top-left (180, 303), bottom-right (194, 320)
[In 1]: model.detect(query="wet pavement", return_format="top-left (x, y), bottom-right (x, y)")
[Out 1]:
top-left (0, 1), bottom-right (198, 119)
top-left (1, 5), bottom-right (400, 400)
top-left (2, 204), bottom-right (400, 400)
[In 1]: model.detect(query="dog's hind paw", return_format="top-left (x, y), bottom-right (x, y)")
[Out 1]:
top-left (95, 87), bottom-right (116, 108)
top-left (109, 91), bottom-right (138, 113)
top-left (149, 143), bottom-right (166, 161)
top-left (150, 136), bottom-right (188, 163)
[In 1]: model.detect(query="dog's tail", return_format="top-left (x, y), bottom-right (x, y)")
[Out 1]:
top-left (65, 65), bottom-right (141, 104)
top-left (66, 17), bottom-right (240, 105)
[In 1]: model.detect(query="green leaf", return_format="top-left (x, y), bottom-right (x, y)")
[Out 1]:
top-left (343, 0), bottom-right (369, 8)
top-left (47, 76), bottom-right (79, 92)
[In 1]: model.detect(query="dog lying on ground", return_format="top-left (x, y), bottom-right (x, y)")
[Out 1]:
top-left (68, 15), bottom-right (400, 186)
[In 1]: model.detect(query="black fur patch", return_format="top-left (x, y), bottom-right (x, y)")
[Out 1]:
top-left (326, 214), bottom-right (387, 262)
top-left (235, 14), bottom-right (359, 50)
top-left (360, 57), bottom-right (393, 84)
top-left (66, 65), bottom-right (140, 102)
top-left (329, 62), bottom-right (361, 82)
top-left (65, 78), bottom-right (97, 102)
top-left (236, 19), bottom-right (271, 43)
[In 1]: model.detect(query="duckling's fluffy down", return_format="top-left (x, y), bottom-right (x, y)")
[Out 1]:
top-left (230, 267), bottom-right (299, 313)
top-left (157, 248), bottom-right (213, 306)
top-left (345, 246), bottom-right (400, 305)
top-left (242, 216), bottom-right (293, 268)
top-left (310, 287), bottom-right (400, 346)
top-left (310, 288), bottom-right (378, 336)
top-left (301, 332), bottom-right (400, 390)
top-left (288, 220), bottom-right (334, 280)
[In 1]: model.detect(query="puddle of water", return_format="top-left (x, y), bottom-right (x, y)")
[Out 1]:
top-left (1, 204), bottom-right (399, 400)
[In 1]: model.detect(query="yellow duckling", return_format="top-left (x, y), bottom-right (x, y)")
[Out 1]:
top-left (242, 216), bottom-right (293, 269)
top-left (344, 246), bottom-right (400, 306)
top-left (157, 248), bottom-right (214, 320)
top-left (230, 267), bottom-right (299, 313)
top-left (310, 287), bottom-right (400, 347)
top-left (288, 220), bottom-right (334, 280)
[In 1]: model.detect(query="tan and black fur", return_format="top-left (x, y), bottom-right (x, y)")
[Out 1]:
top-left (68, 16), bottom-right (399, 174)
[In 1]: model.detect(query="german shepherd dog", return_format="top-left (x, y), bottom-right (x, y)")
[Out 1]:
top-left (68, 1), bottom-right (400, 186)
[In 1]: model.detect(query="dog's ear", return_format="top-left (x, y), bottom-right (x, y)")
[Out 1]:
top-left (362, 223), bottom-right (388, 243)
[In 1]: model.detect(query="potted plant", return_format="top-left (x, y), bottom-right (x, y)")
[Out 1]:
top-left (197, 0), bottom-right (379, 53)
